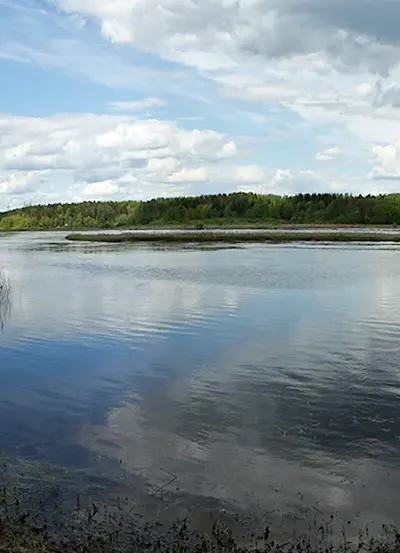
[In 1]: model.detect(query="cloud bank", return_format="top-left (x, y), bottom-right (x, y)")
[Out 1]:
top-left (1, 0), bottom-right (400, 208)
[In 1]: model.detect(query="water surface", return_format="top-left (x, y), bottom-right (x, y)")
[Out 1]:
top-left (1, 232), bottom-right (400, 536)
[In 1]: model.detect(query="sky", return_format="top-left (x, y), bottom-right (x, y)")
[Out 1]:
top-left (1, 0), bottom-right (400, 209)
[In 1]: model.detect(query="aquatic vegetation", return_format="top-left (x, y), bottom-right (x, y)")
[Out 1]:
top-left (1, 457), bottom-right (400, 553)
top-left (65, 231), bottom-right (400, 244)
top-left (0, 271), bottom-right (11, 330)
top-left (1, 495), bottom-right (400, 553)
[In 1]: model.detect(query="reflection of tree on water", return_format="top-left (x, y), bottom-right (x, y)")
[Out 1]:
top-left (0, 271), bottom-right (11, 330)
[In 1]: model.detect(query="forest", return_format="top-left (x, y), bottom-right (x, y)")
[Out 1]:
top-left (1, 192), bottom-right (400, 230)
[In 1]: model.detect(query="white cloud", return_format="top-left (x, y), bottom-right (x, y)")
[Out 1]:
top-left (0, 108), bottom-right (370, 209)
top-left (239, 168), bottom-right (357, 196)
top-left (57, 0), bottom-right (400, 76)
top-left (146, 157), bottom-right (178, 174)
top-left (82, 180), bottom-right (122, 197)
top-left (50, 0), bottom-right (400, 177)
top-left (4, 0), bottom-right (400, 204)
top-left (109, 97), bottom-right (166, 112)
top-left (369, 142), bottom-right (400, 181)
top-left (269, 169), bottom-right (322, 195)
top-left (0, 113), bottom-right (240, 208)
top-left (232, 165), bottom-right (266, 184)
top-left (168, 167), bottom-right (209, 183)
top-left (0, 170), bottom-right (48, 195)
top-left (279, 72), bottom-right (400, 167)
top-left (316, 147), bottom-right (342, 161)
top-left (220, 83), bottom-right (299, 102)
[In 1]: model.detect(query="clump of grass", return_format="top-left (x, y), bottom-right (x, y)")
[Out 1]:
top-left (1, 461), bottom-right (400, 553)
top-left (65, 231), bottom-right (400, 244)
top-left (2, 506), bottom-right (400, 553)
top-left (0, 271), bottom-right (11, 330)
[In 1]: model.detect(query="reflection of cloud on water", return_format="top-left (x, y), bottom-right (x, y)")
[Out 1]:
top-left (82, 381), bottom-right (400, 530)
top-left (1, 251), bottom-right (248, 342)
top-left (81, 258), bottom-right (400, 529)
top-left (83, 398), bottom-right (353, 510)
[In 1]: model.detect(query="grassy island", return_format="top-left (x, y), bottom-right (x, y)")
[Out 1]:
top-left (65, 231), bottom-right (400, 244)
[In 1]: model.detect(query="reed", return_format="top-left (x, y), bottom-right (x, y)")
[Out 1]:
top-left (0, 271), bottom-right (11, 330)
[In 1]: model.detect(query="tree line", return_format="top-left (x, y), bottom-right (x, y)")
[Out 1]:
top-left (1, 192), bottom-right (400, 230)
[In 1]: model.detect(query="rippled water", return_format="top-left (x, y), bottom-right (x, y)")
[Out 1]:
top-left (1, 232), bottom-right (400, 536)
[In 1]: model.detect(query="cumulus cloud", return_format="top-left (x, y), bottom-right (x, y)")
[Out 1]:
top-left (0, 113), bottom-right (241, 208)
top-left (369, 142), bottom-right (400, 180)
top-left (3, 109), bottom-right (343, 208)
top-left (0, 106), bottom-right (363, 209)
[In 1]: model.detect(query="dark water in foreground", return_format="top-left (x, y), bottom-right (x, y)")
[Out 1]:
top-left (1, 232), bottom-right (400, 536)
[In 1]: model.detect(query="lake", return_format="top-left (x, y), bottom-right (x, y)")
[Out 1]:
top-left (1, 231), bottom-right (400, 539)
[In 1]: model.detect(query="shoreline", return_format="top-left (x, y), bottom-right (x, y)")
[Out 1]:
top-left (65, 230), bottom-right (400, 244)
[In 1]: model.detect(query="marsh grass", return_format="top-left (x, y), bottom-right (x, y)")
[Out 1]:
top-left (0, 271), bottom-right (11, 331)
top-left (65, 232), bottom-right (400, 244)
top-left (2, 495), bottom-right (400, 553)
top-left (1, 457), bottom-right (399, 553)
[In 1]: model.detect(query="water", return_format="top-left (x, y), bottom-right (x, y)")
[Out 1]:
top-left (1, 231), bottom-right (400, 537)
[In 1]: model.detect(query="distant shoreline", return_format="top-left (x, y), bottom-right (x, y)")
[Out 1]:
top-left (1, 192), bottom-right (400, 230)
top-left (65, 230), bottom-right (400, 243)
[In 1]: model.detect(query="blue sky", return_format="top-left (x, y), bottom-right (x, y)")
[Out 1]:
top-left (1, 0), bottom-right (400, 209)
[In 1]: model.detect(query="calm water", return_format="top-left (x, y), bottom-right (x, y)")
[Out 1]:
top-left (1, 232), bottom-right (400, 536)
